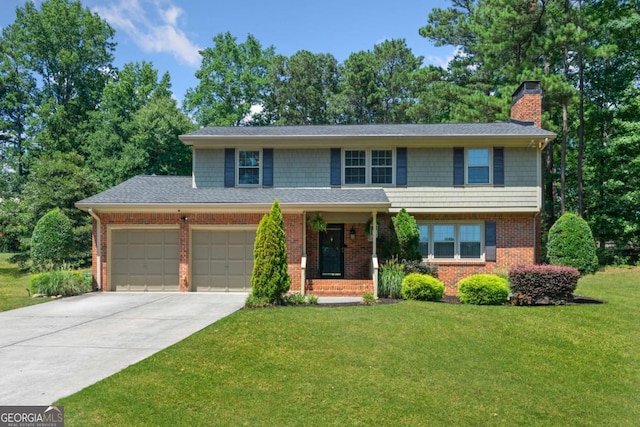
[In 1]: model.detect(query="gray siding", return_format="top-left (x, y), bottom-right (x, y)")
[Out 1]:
top-left (273, 149), bottom-right (329, 187)
top-left (505, 147), bottom-right (537, 186)
top-left (194, 149), bottom-right (224, 188)
top-left (407, 148), bottom-right (452, 187)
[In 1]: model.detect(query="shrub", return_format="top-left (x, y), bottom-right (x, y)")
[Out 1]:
top-left (401, 273), bottom-right (445, 302)
top-left (30, 209), bottom-right (74, 271)
top-left (245, 294), bottom-right (272, 308)
top-left (30, 270), bottom-right (91, 297)
top-left (284, 293), bottom-right (307, 305)
top-left (509, 264), bottom-right (580, 305)
top-left (547, 212), bottom-right (599, 275)
top-left (306, 294), bottom-right (319, 305)
top-left (403, 260), bottom-right (438, 278)
top-left (251, 200), bottom-right (290, 303)
top-left (391, 208), bottom-right (421, 261)
top-left (361, 292), bottom-right (378, 305)
top-left (457, 274), bottom-right (509, 305)
top-left (378, 258), bottom-right (405, 298)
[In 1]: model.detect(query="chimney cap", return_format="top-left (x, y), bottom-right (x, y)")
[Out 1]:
top-left (512, 80), bottom-right (541, 97)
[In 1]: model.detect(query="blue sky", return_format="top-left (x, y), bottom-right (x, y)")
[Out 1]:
top-left (1, 0), bottom-right (455, 103)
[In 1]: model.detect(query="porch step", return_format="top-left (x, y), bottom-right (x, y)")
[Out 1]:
top-left (305, 279), bottom-right (373, 297)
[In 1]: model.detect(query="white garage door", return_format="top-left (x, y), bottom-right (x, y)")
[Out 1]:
top-left (192, 229), bottom-right (255, 292)
top-left (111, 229), bottom-right (180, 291)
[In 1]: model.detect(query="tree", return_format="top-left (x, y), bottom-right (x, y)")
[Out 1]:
top-left (391, 208), bottom-right (421, 261)
top-left (547, 212), bottom-right (598, 275)
top-left (263, 50), bottom-right (341, 125)
top-left (250, 200), bottom-right (290, 303)
top-left (184, 32), bottom-right (274, 126)
top-left (30, 208), bottom-right (74, 271)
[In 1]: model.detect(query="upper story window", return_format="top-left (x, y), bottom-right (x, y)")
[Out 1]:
top-left (238, 150), bottom-right (261, 186)
top-left (343, 149), bottom-right (394, 185)
top-left (418, 223), bottom-right (484, 260)
top-left (467, 148), bottom-right (491, 184)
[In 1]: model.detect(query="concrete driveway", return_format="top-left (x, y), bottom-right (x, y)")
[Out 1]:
top-left (0, 292), bottom-right (246, 405)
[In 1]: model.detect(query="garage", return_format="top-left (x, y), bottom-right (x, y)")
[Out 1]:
top-left (110, 228), bottom-right (180, 291)
top-left (191, 229), bottom-right (256, 292)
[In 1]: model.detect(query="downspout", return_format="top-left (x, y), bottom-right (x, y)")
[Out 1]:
top-left (88, 209), bottom-right (101, 291)
top-left (301, 212), bottom-right (307, 294)
top-left (372, 211), bottom-right (378, 299)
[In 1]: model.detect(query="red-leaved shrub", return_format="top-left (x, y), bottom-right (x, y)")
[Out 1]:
top-left (508, 265), bottom-right (580, 305)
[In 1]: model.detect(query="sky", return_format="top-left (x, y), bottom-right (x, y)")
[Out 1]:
top-left (0, 0), bottom-right (456, 104)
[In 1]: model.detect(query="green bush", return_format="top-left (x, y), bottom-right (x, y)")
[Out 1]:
top-left (361, 292), bottom-right (378, 305)
top-left (30, 270), bottom-right (91, 297)
top-left (391, 208), bottom-right (421, 261)
top-left (401, 273), bottom-right (445, 302)
top-left (457, 274), bottom-right (509, 305)
top-left (547, 212), bottom-right (599, 275)
top-left (378, 258), bottom-right (405, 298)
top-left (245, 294), bottom-right (272, 308)
top-left (30, 208), bottom-right (74, 271)
top-left (284, 293), bottom-right (307, 305)
top-left (403, 260), bottom-right (438, 278)
top-left (251, 200), bottom-right (291, 303)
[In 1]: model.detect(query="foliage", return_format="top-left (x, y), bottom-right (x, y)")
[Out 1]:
top-left (184, 32), bottom-right (275, 126)
top-left (361, 293), bottom-right (377, 305)
top-left (401, 273), bottom-right (445, 302)
top-left (457, 274), bottom-right (509, 305)
top-left (244, 293), bottom-right (272, 309)
top-left (378, 258), bottom-right (405, 299)
top-left (308, 212), bottom-right (327, 232)
top-left (509, 264), bottom-right (580, 305)
top-left (250, 199), bottom-right (290, 303)
top-left (391, 208), bottom-right (421, 261)
top-left (306, 294), bottom-right (319, 305)
top-left (547, 212), bottom-right (599, 275)
top-left (403, 260), bottom-right (438, 278)
top-left (284, 293), bottom-right (319, 306)
top-left (30, 209), bottom-right (74, 271)
top-left (29, 269), bottom-right (91, 297)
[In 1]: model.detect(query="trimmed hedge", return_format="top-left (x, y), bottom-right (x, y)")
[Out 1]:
top-left (547, 212), bottom-right (599, 275)
top-left (509, 264), bottom-right (580, 305)
top-left (401, 273), bottom-right (445, 302)
top-left (30, 208), bottom-right (74, 271)
top-left (457, 274), bottom-right (509, 305)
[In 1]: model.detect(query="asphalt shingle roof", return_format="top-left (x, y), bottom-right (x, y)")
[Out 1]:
top-left (185, 122), bottom-right (556, 138)
top-left (76, 176), bottom-right (390, 207)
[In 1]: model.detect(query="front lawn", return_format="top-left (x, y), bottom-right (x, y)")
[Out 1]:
top-left (59, 269), bottom-right (640, 426)
top-left (0, 253), bottom-right (51, 311)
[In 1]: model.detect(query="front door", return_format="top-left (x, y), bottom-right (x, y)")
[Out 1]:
top-left (320, 224), bottom-right (344, 277)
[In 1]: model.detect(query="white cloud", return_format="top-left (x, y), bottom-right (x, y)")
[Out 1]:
top-left (426, 47), bottom-right (461, 69)
top-left (93, 0), bottom-right (201, 67)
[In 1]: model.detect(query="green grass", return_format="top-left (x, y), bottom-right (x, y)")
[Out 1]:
top-left (58, 269), bottom-right (640, 426)
top-left (0, 253), bottom-right (51, 311)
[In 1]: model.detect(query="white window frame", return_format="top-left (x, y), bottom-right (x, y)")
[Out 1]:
top-left (342, 148), bottom-right (396, 186)
top-left (465, 148), bottom-right (492, 185)
top-left (237, 149), bottom-right (262, 187)
top-left (417, 222), bottom-right (485, 261)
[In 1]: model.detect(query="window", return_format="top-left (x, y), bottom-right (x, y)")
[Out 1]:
top-left (467, 149), bottom-right (490, 184)
top-left (343, 149), bottom-right (394, 185)
top-left (418, 223), bottom-right (484, 260)
top-left (238, 150), bottom-right (260, 185)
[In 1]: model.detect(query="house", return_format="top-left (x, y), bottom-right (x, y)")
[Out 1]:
top-left (76, 81), bottom-right (556, 296)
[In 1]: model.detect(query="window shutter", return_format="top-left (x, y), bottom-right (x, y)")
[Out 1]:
top-left (453, 147), bottom-right (464, 187)
top-left (396, 147), bottom-right (407, 186)
top-left (485, 221), bottom-right (497, 262)
top-left (330, 148), bottom-right (341, 186)
top-left (224, 148), bottom-right (235, 187)
top-left (493, 147), bottom-right (504, 186)
top-left (263, 149), bottom-right (273, 187)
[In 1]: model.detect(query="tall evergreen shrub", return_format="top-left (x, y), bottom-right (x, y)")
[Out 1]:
top-left (30, 208), bottom-right (74, 271)
top-left (391, 208), bottom-right (421, 261)
top-left (250, 199), bottom-right (290, 303)
top-left (547, 212), bottom-right (599, 275)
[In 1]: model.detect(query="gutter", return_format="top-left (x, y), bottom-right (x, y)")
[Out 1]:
top-left (88, 208), bottom-right (101, 291)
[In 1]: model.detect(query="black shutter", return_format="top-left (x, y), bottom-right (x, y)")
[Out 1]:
top-left (493, 147), bottom-right (504, 186)
top-left (330, 148), bottom-right (341, 187)
top-left (263, 149), bottom-right (273, 187)
top-left (453, 147), bottom-right (464, 187)
top-left (485, 221), bottom-right (497, 262)
top-left (396, 147), bottom-right (407, 186)
top-left (224, 148), bottom-right (235, 187)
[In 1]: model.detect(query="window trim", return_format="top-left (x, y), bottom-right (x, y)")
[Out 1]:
top-left (417, 221), bottom-right (485, 261)
top-left (465, 148), bottom-right (493, 185)
top-left (342, 148), bottom-right (396, 186)
top-left (236, 149), bottom-right (262, 187)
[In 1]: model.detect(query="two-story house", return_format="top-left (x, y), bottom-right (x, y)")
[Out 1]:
top-left (76, 81), bottom-right (556, 296)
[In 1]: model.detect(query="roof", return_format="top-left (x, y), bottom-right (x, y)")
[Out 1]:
top-left (182, 122), bottom-right (556, 139)
top-left (76, 176), bottom-right (390, 212)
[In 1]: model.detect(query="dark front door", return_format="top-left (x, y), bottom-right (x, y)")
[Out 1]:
top-left (320, 224), bottom-right (344, 277)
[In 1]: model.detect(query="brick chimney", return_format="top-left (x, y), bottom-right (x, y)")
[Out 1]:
top-left (511, 81), bottom-right (542, 128)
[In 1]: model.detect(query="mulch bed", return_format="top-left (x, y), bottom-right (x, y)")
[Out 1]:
top-left (315, 294), bottom-right (605, 307)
